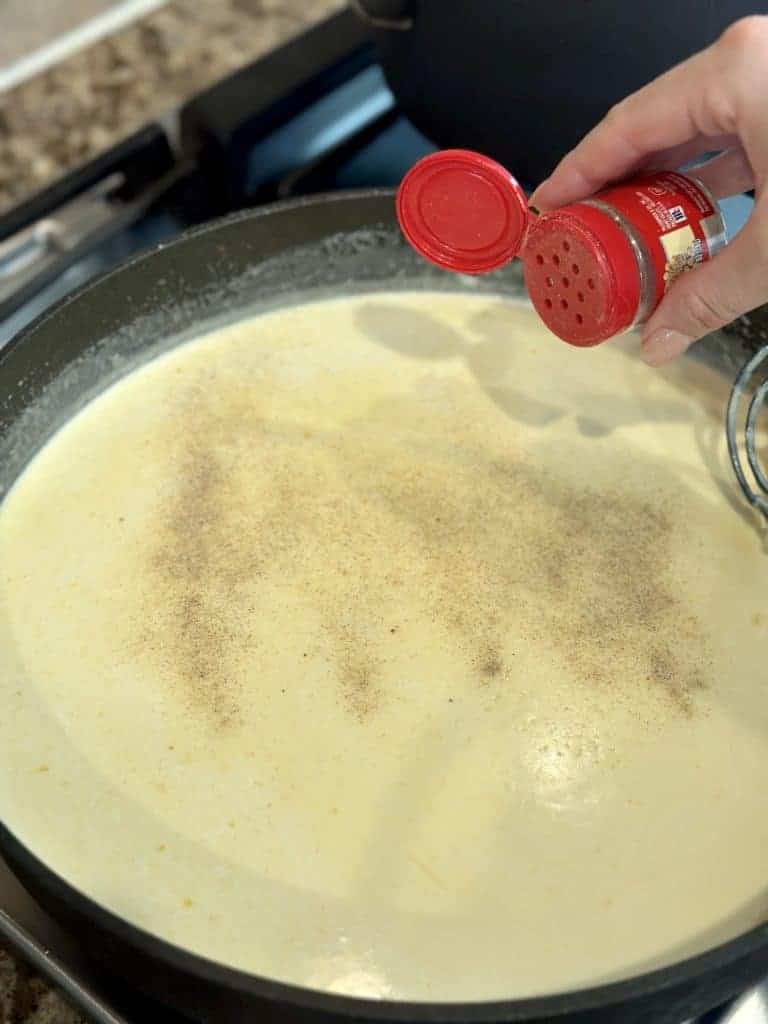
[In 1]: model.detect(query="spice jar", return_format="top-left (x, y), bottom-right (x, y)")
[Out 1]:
top-left (396, 149), bottom-right (727, 348)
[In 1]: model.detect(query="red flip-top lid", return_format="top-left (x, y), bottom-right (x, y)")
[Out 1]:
top-left (396, 150), bottom-right (530, 274)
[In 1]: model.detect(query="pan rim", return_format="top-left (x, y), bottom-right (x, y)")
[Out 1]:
top-left (1, 187), bottom-right (766, 1020)
top-left (0, 187), bottom-right (398, 372)
top-left (3, 816), bottom-right (768, 1021)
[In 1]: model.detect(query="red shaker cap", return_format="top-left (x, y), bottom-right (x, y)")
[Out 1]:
top-left (522, 205), bottom-right (642, 347)
top-left (396, 149), bottom-right (530, 274)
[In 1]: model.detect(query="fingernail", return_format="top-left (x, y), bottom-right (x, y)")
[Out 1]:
top-left (641, 329), bottom-right (693, 367)
top-left (528, 178), bottom-right (550, 210)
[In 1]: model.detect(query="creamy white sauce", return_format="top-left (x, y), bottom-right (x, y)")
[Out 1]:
top-left (0, 292), bottom-right (767, 1001)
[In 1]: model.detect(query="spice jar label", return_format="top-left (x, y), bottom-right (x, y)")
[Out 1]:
top-left (660, 227), bottom-right (701, 288)
top-left (601, 172), bottom-right (723, 301)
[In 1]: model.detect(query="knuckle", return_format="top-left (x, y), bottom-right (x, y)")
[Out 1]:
top-left (678, 287), bottom-right (740, 334)
top-left (708, 17), bottom-right (768, 126)
top-left (719, 16), bottom-right (768, 58)
top-left (604, 101), bottom-right (628, 129)
top-left (600, 99), bottom-right (644, 159)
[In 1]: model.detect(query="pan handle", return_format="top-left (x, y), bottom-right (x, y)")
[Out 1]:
top-left (0, 171), bottom-right (180, 324)
top-left (0, 174), bottom-right (128, 311)
top-left (349, 0), bottom-right (415, 30)
top-left (0, 123), bottom-right (176, 324)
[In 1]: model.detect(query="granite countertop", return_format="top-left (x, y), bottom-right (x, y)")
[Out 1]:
top-left (0, 5), bottom-right (342, 1018)
top-left (0, 0), bottom-right (343, 215)
top-left (0, 946), bottom-right (86, 1024)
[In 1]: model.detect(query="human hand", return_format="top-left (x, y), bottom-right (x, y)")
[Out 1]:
top-left (529, 16), bottom-right (768, 366)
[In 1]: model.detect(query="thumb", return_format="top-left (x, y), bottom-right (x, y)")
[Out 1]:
top-left (641, 209), bottom-right (768, 366)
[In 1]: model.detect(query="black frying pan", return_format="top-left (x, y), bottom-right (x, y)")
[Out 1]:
top-left (1, 191), bottom-right (767, 1024)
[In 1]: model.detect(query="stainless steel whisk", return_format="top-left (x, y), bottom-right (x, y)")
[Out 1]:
top-left (727, 345), bottom-right (768, 519)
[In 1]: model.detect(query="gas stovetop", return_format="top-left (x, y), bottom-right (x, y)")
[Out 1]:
top-left (0, 9), bottom-right (762, 1023)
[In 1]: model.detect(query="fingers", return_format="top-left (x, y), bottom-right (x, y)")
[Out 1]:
top-left (641, 197), bottom-right (768, 366)
top-left (531, 135), bottom-right (753, 210)
top-left (689, 147), bottom-right (755, 199)
top-left (530, 47), bottom-right (717, 211)
top-left (714, 17), bottom-right (768, 184)
top-left (641, 134), bottom-right (737, 173)
top-left (530, 17), bottom-right (768, 212)
top-left (525, 14), bottom-right (768, 367)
